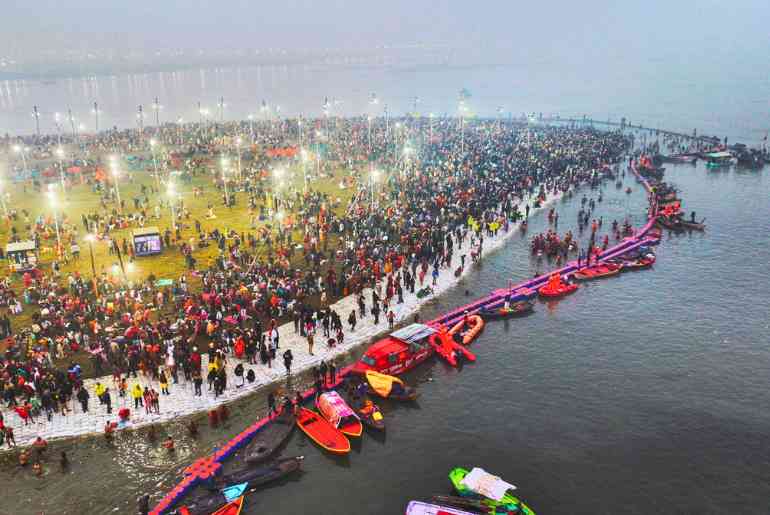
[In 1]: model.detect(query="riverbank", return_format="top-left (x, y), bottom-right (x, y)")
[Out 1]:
top-left (1, 186), bottom-right (564, 449)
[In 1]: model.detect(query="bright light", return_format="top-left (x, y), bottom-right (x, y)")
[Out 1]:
top-left (371, 169), bottom-right (380, 182)
top-left (47, 190), bottom-right (55, 205)
top-left (301, 149), bottom-right (308, 161)
top-left (127, 262), bottom-right (136, 273)
top-left (429, 112), bottom-right (434, 118)
top-left (85, 234), bottom-right (95, 243)
top-left (274, 168), bottom-right (285, 179)
top-left (236, 137), bottom-right (242, 146)
top-left (395, 122), bottom-right (401, 129)
top-left (221, 157), bottom-right (230, 168)
top-left (167, 184), bottom-right (176, 197)
top-left (78, 124), bottom-right (85, 131)
top-left (12, 145), bottom-right (21, 153)
top-left (111, 264), bottom-right (120, 275)
top-left (150, 138), bottom-right (157, 147)
top-left (55, 147), bottom-right (65, 158)
top-left (109, 154), bottom-right (117, 163)
top-left (316, 130), bottom-right (322, 137)
top-left (403, 147), bottom-right (413, 156)
top-left (276, 211), bottom-right (285, 222)
top-left (247, 114), bottom-right (254, 121)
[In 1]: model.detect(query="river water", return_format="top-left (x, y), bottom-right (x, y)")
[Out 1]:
top-left (2, 62), bottom-right (769, 145)
top-left (2, 155), bottom-right (768, 514)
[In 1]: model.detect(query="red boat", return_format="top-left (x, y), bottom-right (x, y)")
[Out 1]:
top-left (352, 323), bottom-right (436, 375)
top-left (538, 273), bottom-right (579, 298)
top-left (295, 408), bottom-right (350, 454)
top-left (572, 263), bottom-right (621, 281)
top-left (211, 496), bottom-right (244, 515)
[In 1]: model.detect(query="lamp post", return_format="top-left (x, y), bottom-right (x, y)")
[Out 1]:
top-left (370, 167), bottom-right (379, 209)
top-left (0, 181), bottom-right (8, 216)
top-left (300, 149), bottom-right (308, 193)
top-left (85, 233), bottom-right (99, 297)
top-left (221, 157), bottom-right (230, 206)
top-left (92, 102), bottom-right (100, 133)
top-left (235, 137), bottom-right (243, 180)
top-left (47, 187), bottom-right (62, 256)
top-left (55, 146), bottom-right (66, 191)
top-left (367, 115), bottom-right (372, 153)
top-left (153, 97), bottom-right (162, 126)
top-left (167, 183), bottom-right (177, 229)
top-left (150, 138), bottom-right (161, 190)
top-left (273, 167), bottom-right (285, 208)
top-left (109, 156), bottom-right (122, 213)
top-left (12, 144), bottom-right (29, 176)
top-left (247, 115), bottom-right (254, 138)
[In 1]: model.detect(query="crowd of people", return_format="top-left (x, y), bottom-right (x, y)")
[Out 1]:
top-left (0, 116), bottom-right (631, 450)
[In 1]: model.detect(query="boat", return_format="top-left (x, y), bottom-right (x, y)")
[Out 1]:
top-left (679, 219), bottom-right (706, 231)
top-left (478, 300), bottom-right (534, 320)
top-left (448, 315), bottom-right (484, 344)
top-left (243, 409), bottom-right (295, 464)
top-left (538, 273), bottom-right (578, 298)
top-left (609, 254), bottom-right (655, 270)
top-left (346, 391), bottom-right (385, 431)
top-left (405, 501), bottom-right (476, 515)
top-left (660, 154), bottom-right (697, 164)
top-left (295, 407), bottom-right (350, 454)
top-left (316, 391), bottom-right (363, 437)
top-left (364, 370), bottom-right (419, 401)
top-left (449, 467), bottom-right (535, 515)
top-left (432, 495), bottom-right (528, 515)
top-left (703, 151), bottom-right (734, 167)
top-left (210, 496), bottom-right (244, 515)
top-left (217, 456), bottom-right (303, 489)
top-left (352, 323), bottom-right (436, 375)
top-left (428, 328), bottom-right (476, 366)
top-left (572, 263), bottom-right (621, 281)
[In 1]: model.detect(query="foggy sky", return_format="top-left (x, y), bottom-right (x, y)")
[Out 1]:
top-left (2, 0), bottom-right (768, 62)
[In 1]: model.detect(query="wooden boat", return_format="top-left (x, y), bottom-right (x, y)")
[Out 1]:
top-left (448, 315), bottom-right (485, 344)
top-left (433, 495), bottom-right (526, 515)
top-left (346, 392), bottom-right (385, 431)
top-left (679, 219), bottom-right (706, 231)
top-left (572, 263), bottom-right (621, 281)
top-left (478, 301), bottom-right (534, 320)
top-left (295, 407), bottom-right (350, 454)
top-left (243, 409), bottom-right (295, 464)
top-left (449, 467), bottom-right (535, 515)
top-left (538, 274), bottom-right (578, 298)
top-left (217, 456), bottom-right (303, 489)
top-left (405, 501), bottom-right (476, 515)
top-left (364, 371), bottom-right (418, 401)
top-left (352, 323), bottom-right (436, 375)
top-left (316, 391), bottom-right (363, 437)
top-left (211, 496), bottom-right (244, 515)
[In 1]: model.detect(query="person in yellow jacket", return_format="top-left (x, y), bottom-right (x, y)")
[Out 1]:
top-left (131, 383), bottom-right (144, 409)
top-left (94, 382), bottom-right (106, 404)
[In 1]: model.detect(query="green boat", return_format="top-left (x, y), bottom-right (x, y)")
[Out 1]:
top-left (449, 467), bottom-right (536, 515)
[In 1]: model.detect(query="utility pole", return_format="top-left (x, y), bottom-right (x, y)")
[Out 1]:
top-left (93, 102), bottom-right (99, 133)
top-left (33, 106), bottom-right (40, 138)
top-left (137, 104), bottom-right (144, 132)
top-left (153, 97), bottom-right (161, 126)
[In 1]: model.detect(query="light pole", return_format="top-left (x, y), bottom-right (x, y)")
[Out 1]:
top-left (12, 144), bottom-right (30, 176)
top-left (150, 138), bottom-right (161, 190)
top-left (300, 149), bottom-right (308, 193)
top-left (167, 183), bottom-right (177, 229)
top-left (55, 146), bottom-right (66, 191)
top-left (367, 115), bottom-right (372, 153)
top-left (429, 113), bottom-right (434, 142)
top-left (247, 115), bottom-right (254, 138)
top-left (370, 167), bottom-right (379, 209)
top-left (47, 187), bottom-right (62, 256)
top-left (273, 167), bottom-right (285, 209)
top-left (221, 157), bottom-right (230, 206)
top-left (153, 97), bottom-right (162, 126)
top-left (109, 155), bottom-right (122, 213)
top-left (85, 233), bottom-right (99, 297)
top-left (459, 100), bottom-right (467, 155)
top-left (235, 137), bottom-right (243, 180)
top-left (0, 181), bottom-right (8, 216)
top-left (92, 102), bottom-right (100, 133)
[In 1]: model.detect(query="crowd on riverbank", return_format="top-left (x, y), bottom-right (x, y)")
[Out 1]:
top-left (0, 118), bottom-right (631, 449)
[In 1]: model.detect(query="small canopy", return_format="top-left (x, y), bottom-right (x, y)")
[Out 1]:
top-left (460, 467), bottom-right (517, 501)
top-left (365, 370), bottom-right (404, 398)
top-left (390, 323), bottom-right (436, 344)
top-left (317, 391), bottom-right (355, 429)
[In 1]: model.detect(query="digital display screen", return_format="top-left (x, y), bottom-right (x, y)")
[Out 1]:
top-left (134, 235), bottom-right (162, 256)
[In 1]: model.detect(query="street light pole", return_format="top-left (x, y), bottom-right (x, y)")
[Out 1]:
top-left (93, 102), bottom-right (100, 133)
top-left (85, 234), bottom-right (99, 298)
top-left (150, 139), bottom-right (161, 190)
top-left (110, 156), bottom-right (122, 213)
top-left (47, 188), bottom-right (62, 257)
top-left (235, 137), bottom-right (243, 180)
top-left (221, 158), bottom-right (230, 206)
top-left (55, 146), bottom-right (66, 191)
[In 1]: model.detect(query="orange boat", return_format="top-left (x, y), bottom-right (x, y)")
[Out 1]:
top-left (296, 407), bottom-right (351, 454)
top-left (572, 263), bottom-right (621, 281)
top-left (448, 315), bottom-right (484, 344)
top-left (538, 273), bottom-right (579, 298)
top-left (428, 327), bottom-right (476, 366)
top-left (211, 496), bottom-right (244, 515)
top-left (316, 391), bottom-right (363, 437)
